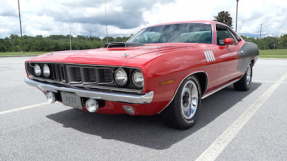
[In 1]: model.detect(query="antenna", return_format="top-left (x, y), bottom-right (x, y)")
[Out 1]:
top-left (105, 0), bottom-right (109, 43)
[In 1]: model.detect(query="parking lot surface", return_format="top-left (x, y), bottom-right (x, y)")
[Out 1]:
top-left (0, 57), bottom-right (287, 161)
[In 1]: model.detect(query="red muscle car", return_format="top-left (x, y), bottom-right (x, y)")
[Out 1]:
top-left (25, 20), bottom-right (259, 129)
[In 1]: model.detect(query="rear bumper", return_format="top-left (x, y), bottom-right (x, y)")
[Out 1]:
top-left (24, 78), bottom-right (154, 104)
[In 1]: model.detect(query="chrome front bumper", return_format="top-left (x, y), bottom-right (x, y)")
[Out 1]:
top-left (24, 78), bottom-right (154, 104)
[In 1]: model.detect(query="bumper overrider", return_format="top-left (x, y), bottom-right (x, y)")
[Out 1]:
top-left (24, 78), bottom-right (154, 104)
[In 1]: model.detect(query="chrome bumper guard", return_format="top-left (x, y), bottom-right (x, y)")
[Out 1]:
top-left (24, 78), bottom-right (154, 104)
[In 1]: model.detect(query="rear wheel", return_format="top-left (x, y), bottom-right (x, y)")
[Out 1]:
top-left (234, 64), bottom-right (253, 91)
top-left (162, 76), bottom-right (201, 129)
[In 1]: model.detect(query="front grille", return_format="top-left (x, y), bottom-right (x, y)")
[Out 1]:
top-left (83, 68), bottom-right (97, 82)
top-left (67, 66), bottom-right (82, 83)
top-left (26, 63), bottom-right (135, 86)
top-left (50, 64), bottom-right (67, 82)
top-left (98, 68), bottom-right (114, 83)
top-left (66, 66), bottom-right (113, 84)
top-left (26, 63), bottom-right (142, 92)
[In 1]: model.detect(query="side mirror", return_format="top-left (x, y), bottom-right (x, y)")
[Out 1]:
top-left (224, 38), bottom-right (234, 45)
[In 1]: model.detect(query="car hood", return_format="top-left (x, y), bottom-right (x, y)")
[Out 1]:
top-left (28, 44), bottom-right (193, 67)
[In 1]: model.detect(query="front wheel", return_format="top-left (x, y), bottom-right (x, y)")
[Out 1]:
top-left (234, 64), bottom-right (253, 91)
top-left (162, 76), bottom-right (201, 129)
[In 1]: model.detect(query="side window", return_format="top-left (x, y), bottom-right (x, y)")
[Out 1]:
top-left (216, 25), bottom-right (237, 45)
top-left (229, 29), bottom-right (241, 41)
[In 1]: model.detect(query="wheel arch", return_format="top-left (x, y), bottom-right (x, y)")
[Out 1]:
top-left (175, 71), bottom-right (209, 99)
top-left (193, 72), bottom-right (208, 95)
top-left (250, 58), bottom-right (255, 67)
top-left (159, 71), bottom-right (208, 113)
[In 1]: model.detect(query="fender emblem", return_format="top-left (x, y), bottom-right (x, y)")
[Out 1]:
top-left (204, 50), bottom-right (215, 62)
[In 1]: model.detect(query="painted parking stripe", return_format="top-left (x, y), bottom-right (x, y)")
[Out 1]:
top-left (0, 102), bottom-right (48, 116)
top-left (195, 72), bottom-right (287, 161)
top-left (254, 80), bottom-right (287, 84)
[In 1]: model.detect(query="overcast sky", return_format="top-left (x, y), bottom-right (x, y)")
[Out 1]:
top-left (0, 0), bottom-right (286, 38)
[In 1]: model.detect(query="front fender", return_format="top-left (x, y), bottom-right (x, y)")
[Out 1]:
top-left (142, 50), bottom-right (206, 113)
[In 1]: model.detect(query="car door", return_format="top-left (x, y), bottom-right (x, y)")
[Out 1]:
top-left (211, 24), bottom-right (242, 86)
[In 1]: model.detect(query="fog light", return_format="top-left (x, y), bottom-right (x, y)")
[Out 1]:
top-left (122, 105), bottom-right (135, 115)
top-left (46, 92), bottom-right (56, 104)
top-left (86, 99), bottom-right (99, 113)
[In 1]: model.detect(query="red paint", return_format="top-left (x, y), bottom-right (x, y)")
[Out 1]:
top-left (224, 38), bottom-right (234, 45)
top-left (26, 21), bottom-right (257, 115)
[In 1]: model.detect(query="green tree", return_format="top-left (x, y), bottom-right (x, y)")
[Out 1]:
top-left (278, 34), bottom-right (287, 49)
top-left (214, 11), bottom-right (233, 27)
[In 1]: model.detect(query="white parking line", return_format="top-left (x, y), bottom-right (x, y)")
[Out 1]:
top-left (254, 80), bottom-right (287, 84)
top-left (195, 72), bottom-right (287, 161)
top-left (0, 102), bottom-right (48, 116)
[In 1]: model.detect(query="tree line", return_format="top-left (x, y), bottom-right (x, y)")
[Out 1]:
top-left (0, 35), bottom-right (129, 52)
top-left (0, 33), bottom-right (287, 52)
top-left (242, 35), bottom-right (287, 50)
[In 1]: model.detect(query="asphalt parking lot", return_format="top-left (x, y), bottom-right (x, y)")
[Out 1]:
top-left (0, 57), bottom-right (287, 161)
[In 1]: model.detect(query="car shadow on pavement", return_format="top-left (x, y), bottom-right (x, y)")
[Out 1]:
top-left (47, 82), bottom-right (261, 150)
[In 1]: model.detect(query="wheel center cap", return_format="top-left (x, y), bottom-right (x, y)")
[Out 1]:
top-left (183, 92), bottom-right (190, 107)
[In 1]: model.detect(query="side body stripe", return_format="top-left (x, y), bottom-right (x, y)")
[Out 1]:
top-left (204, 50), bottom-right (216, 62)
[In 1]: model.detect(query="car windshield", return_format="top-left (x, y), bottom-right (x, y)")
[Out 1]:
top-left (127, 23), bottom-right (212, 44)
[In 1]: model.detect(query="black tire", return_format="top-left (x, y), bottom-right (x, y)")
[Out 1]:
top-left (234, 64), bottom-right (253, 91)
top-left (162, 76), bottom-right (201, 130)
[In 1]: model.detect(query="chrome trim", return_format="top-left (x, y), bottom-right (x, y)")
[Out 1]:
top-left (30, 76), bottom-right (143, 94)
top-left (72, 84), bottom-right (142, 94)
top-left (25, 78), bottom-right (154, 104)
top-left (180, 80), bottom-right (199, 119)
top-left (201, 78), bottom-right (240, 99)
top-left (158, 71), bottom-right (209, 113)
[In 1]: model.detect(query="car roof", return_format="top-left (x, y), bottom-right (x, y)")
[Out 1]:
top-left (148, 20), bottom-right (227, 28)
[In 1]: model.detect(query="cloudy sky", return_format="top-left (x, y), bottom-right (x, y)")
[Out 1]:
top-left (0, 0), bottom-right (286, 38)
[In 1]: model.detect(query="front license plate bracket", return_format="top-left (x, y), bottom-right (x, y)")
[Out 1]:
top-left (61, 92), bottom-right (83, 109)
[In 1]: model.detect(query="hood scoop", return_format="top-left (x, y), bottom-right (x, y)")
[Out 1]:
top-left (104, 42), bottom-right (144, 48)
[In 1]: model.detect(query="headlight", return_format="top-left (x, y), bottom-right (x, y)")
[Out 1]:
top-left (132, 71), bottom-right (144, 88)
top-left (114, 68), bottom-right (128, 86)
top-left (34, 64), bottom-right (41, 76)
top-left (43, 64), bottom-right (50, 77)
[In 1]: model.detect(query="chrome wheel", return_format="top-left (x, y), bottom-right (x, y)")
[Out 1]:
top-left (246, 65), bottom-right (252, 85)
top-left (234, 63), bottom-right (253, 91)
top-left (162, 76), bottom-right (201, 129)
top-left (180, 80), bottom-right (199, 120)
